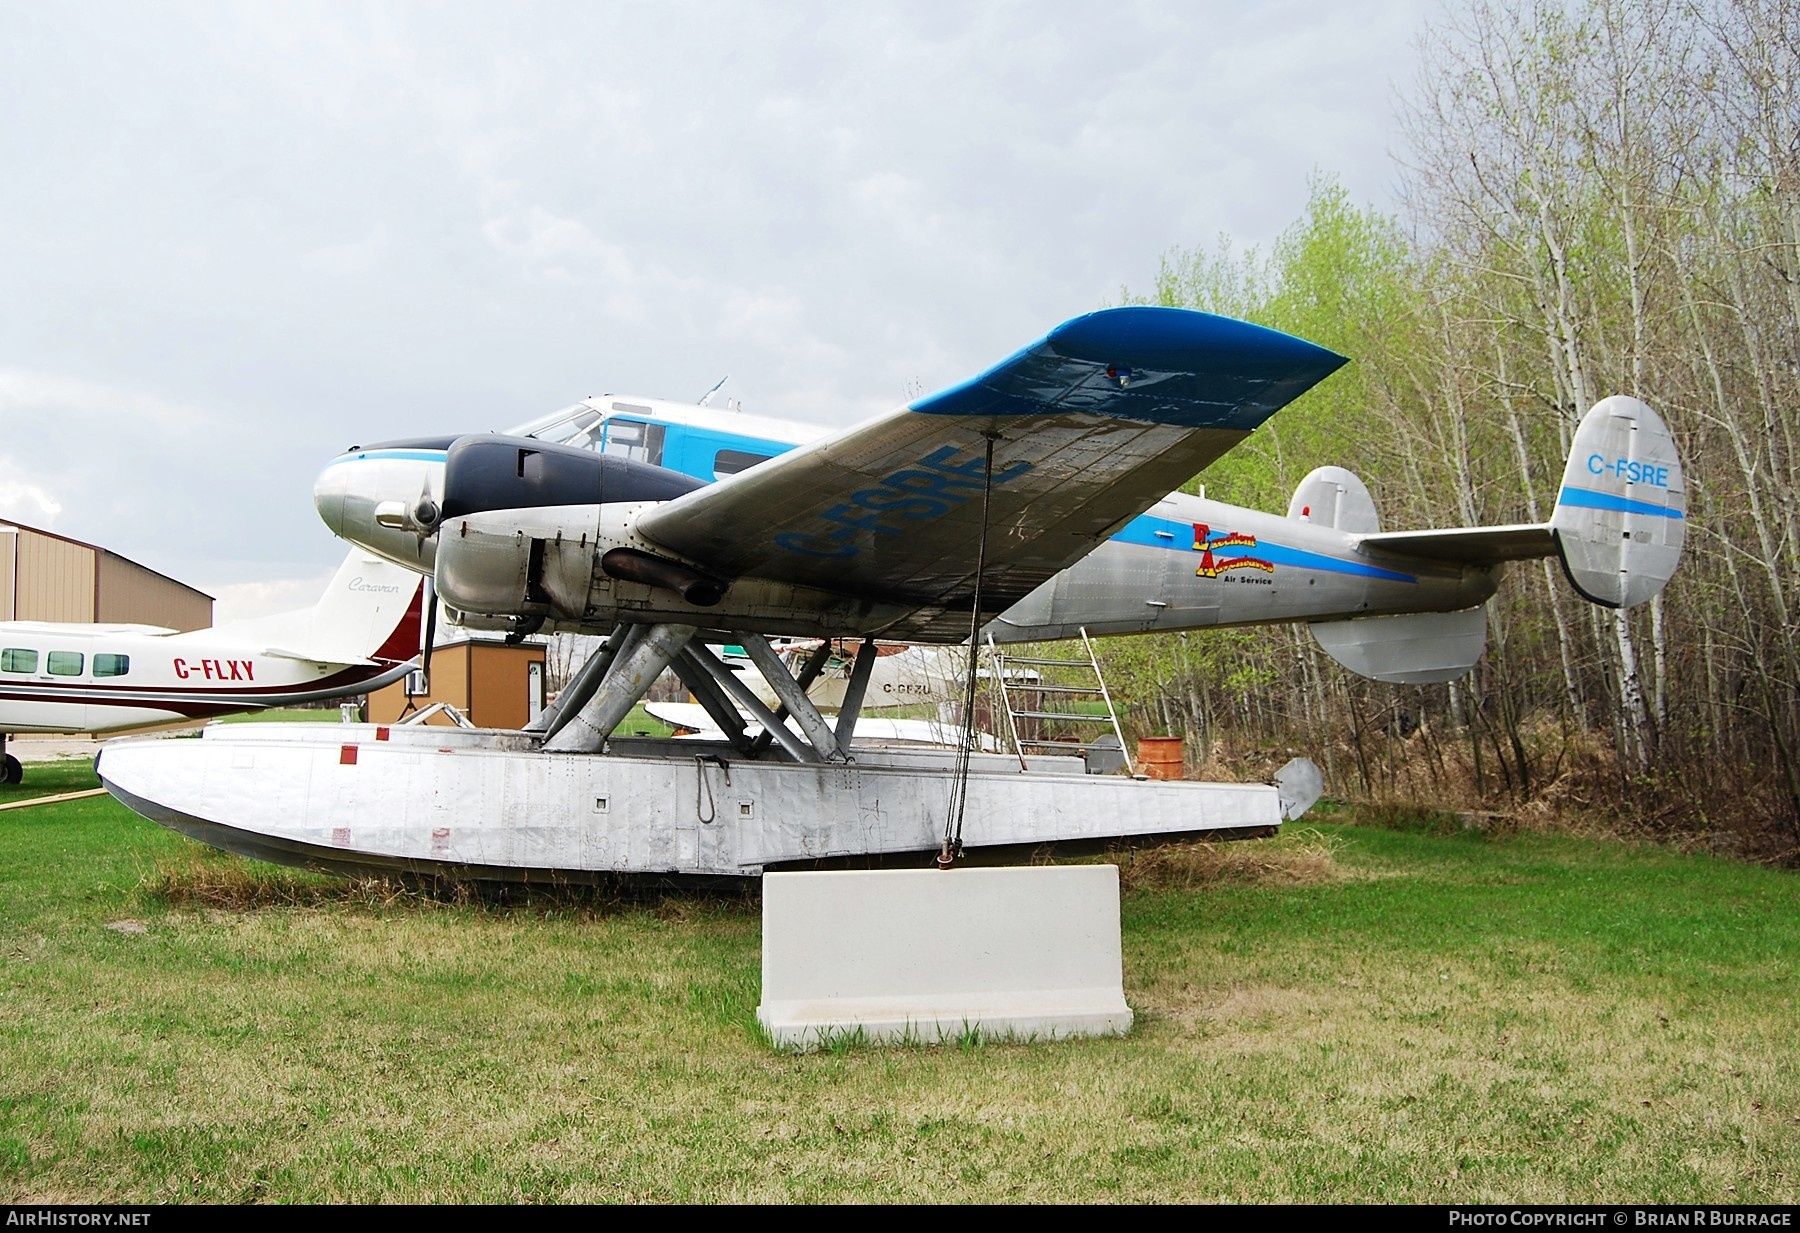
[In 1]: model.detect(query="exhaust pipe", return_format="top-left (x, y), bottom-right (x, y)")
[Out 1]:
top-left (600, 548), bottom-right (729, 607)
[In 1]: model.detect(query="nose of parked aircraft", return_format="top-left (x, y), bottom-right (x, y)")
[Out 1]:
top-left (313, 455), bottom-right (349, 540)
top-left (313, 443), bottom-right (449, 575)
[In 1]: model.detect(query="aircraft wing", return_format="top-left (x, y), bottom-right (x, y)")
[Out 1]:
top-left (257, 646), bottom-right (378, 665)
top-left (0, 621), bottom-right (180, 637)
top-left (635, 307), bottom-right (1346, 640)
top-left (1358, 524), bottom-right (1557, 565)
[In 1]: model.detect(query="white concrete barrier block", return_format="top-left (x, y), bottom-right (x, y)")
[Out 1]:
top-left (757, 865), bottom-right (1133, 1049)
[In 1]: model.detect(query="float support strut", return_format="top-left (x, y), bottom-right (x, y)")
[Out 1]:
top-left (544, 623), bottom-right (696, 754)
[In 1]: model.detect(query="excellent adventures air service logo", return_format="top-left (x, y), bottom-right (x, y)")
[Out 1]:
top-left (1192, 523), bottom-right (1274, 580)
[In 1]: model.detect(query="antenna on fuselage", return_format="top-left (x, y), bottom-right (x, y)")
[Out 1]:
top-left (697, 376), bottom-right (729, 407)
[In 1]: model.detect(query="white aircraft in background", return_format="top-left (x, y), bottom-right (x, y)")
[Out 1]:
top-left (0, 550), bottom-right (423, 784)
top-left (719, 640), bottom-right (1014, 711)
top-left (645, 641), bottom-right (1015, 751)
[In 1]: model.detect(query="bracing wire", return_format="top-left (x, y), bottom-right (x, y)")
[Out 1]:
top-left (940, 434), bottom-right (998, 869)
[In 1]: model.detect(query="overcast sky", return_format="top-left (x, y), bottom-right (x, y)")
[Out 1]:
top-left (0, 0), bottom-right (1437, 622)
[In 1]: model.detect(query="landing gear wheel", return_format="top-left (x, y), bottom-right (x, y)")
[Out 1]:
top-left (0, 754), bottom-right (21, 785)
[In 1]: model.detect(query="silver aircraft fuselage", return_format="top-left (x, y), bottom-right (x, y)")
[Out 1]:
top-left (313, 398), bottom-right (1496, 645)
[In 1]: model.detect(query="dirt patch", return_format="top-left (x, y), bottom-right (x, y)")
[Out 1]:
top-left (1114, 829), bottom-right (1343, 892)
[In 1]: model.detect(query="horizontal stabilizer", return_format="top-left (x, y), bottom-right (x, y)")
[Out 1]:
top-left (1295, 467), bottom-right (1557, 565)
top-left (258, 645), bottom-right (367, 664)
top-left (1358, 524), bottom-right (1556, 566)
top-left (1340, 396), bottom-right (1684, 612)
top-left (1310, 606), bottom-right (1488, 684)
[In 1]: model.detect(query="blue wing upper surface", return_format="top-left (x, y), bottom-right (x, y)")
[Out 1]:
top-left (913, 306), bottom-right (1346, 429)
top-left (634, 307), bottom-right (1346, 640)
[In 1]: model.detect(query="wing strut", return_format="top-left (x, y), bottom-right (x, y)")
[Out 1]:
top-left (939, 434), bottom-right (999, 870)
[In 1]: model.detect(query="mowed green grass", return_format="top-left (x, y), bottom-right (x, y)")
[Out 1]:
top-left (1, 761), bottom-right (1796, 1203)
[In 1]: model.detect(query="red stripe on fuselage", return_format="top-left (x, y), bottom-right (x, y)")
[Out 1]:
top-left (370, 580), bottom-right (426, 664)
top-left (0, 660), bottom-right (408, 720)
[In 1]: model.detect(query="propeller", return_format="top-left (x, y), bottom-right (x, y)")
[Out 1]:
top-left (419, 575), bottom-right (438, 691)
top-left (412, 470), bottom-right (441, 535)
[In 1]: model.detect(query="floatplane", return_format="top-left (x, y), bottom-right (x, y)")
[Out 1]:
top-left (97, 307), bottom-right (1685, 879)
top-left (0, 550), bottom-right (422, 783)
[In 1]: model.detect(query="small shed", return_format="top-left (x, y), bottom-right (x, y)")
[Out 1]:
top-left (366, 634), bottom-right (547, 730)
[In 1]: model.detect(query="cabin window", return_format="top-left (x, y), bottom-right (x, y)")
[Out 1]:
top-left (94, 654), bottom-right (130, 678)
top-left (714, 448), bottom-right (773, 477)
top-left (47, 651), bottom-right (83, 676)
top-left (0, 648), bottom-right (36, 673)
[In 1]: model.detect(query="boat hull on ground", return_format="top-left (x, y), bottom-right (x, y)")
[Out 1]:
top-left (97, 723), bottom-right (1311, 881)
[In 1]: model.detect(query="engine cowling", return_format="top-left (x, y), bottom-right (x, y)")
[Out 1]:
top-left (441, 434), bottom-right (703, 518)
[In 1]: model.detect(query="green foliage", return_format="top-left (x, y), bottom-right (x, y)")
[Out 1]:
top-left (1110, 1), bottom-right (1800, 852)
top-left (1140, 176), bottom-right (1420, 513)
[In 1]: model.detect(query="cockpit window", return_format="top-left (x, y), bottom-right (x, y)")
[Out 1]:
top-left (47, 651), bottom-right (83, 676)
top-left (0, 648), bottom-right (36, 673)
top-left (535, 410), bottom-right (604, 449)
top-left (506, 403), bottom-right (604, 445)
top-left (506, 402), bottom-right (675, 466)
top-left (601, 418), bottom-right (666, 465)
top-left (94, 653), bottom-right (130, 678)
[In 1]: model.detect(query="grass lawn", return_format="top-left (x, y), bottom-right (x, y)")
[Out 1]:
top-left (1, 765), bottom-right (1795, 1203)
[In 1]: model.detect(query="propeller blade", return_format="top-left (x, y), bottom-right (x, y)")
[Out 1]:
top-left (421, 575), bottom-right (438, 686)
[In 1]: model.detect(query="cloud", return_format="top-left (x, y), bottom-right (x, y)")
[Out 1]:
top-left (0, 0), bottom-right (1442, 603)
top-left (0, 469), bottom-right (63, 528)
top-left (206, 568), bottom-right (339, 626)
top-left (479, 206), bottom-right (638, 287)
top-left (0, 368), bottom-right (214, 433)
top-left (299, 229), bottom-right (391, 279)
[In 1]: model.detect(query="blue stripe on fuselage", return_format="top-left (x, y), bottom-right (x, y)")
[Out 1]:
top-left (1111, 515), bottom-right (1417, 582)
top-left (325, 449), bottom-right (450, 468)
top-left (1556, 486), bottom-right (1685, 519)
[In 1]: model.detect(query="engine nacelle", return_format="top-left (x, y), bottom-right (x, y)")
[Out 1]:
top-left (435, 503), bottom-right (613, 621)
top-left (432, 501), bottom-right (912, 638)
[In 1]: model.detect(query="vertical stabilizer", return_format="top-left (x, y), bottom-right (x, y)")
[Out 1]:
top-left (1288, 465), bottom-right (1381, 532)
top-left (1296, 466), bottom-right (1490, 683)
top-left (1309, 606), bottom-right (1489, 684)
top-left (290, 552), bottom-right (425, 664)
top-left (1551, 396), bottom-right (1686, 608)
